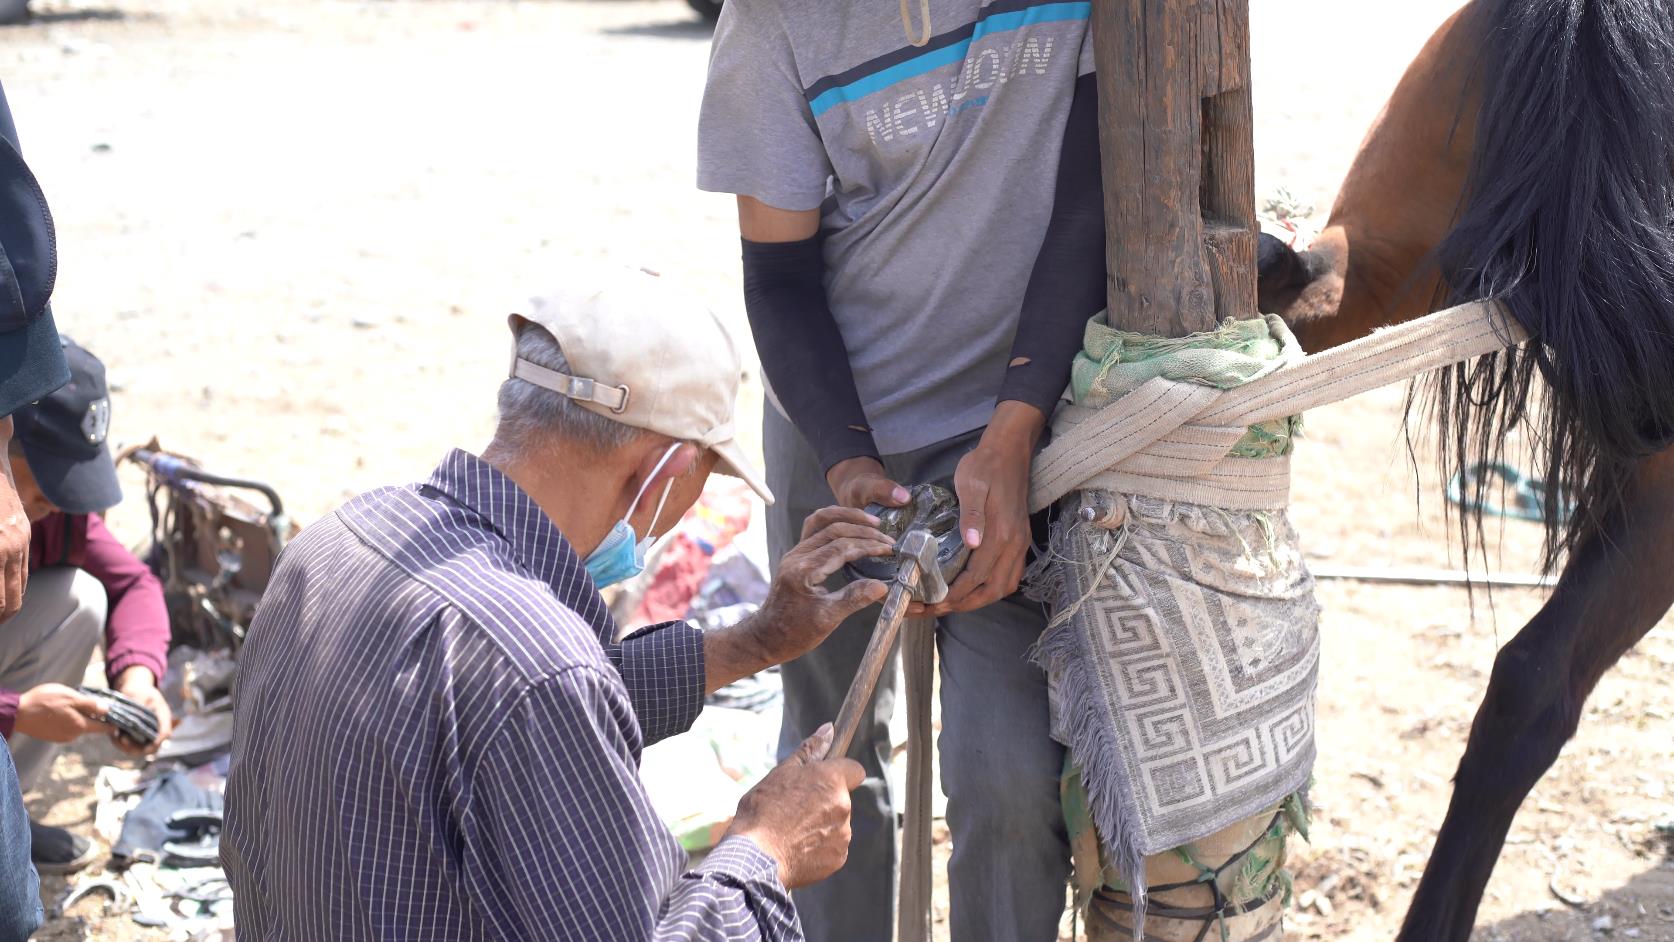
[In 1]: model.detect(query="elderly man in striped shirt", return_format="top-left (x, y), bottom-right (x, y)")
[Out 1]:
top-left (222, 268), bottom-right (898, 941)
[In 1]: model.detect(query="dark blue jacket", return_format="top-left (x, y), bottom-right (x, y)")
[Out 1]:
top-left (0, 79), bottom-right (68, 416)
top-left (0, 80), bottom-right (50, 942)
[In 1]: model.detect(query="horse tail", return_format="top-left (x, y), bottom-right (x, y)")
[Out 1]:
top-left (1427, 0), bottom-right (1674, 570)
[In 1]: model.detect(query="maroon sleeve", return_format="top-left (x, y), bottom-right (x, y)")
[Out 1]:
top-left (0, 689), bottom-right (17, 740)
top-left (81, 514), bottom-right (169, 685)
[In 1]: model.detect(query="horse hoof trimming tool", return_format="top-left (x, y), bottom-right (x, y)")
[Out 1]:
top-left (825, 484), bottom-right (968, 760)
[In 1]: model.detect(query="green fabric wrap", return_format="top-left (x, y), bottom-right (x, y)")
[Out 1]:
top-left (1070, 314), bottom-right (1305, 458)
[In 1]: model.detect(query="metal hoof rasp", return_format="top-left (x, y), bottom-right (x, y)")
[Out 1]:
top-left (825, 484), bottom-right (968, 760)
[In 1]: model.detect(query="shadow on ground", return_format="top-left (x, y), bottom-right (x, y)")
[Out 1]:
top-left (5, 8), bottom-right (137, 25)
top-left (1476, 861), bottom-right (1674, 941)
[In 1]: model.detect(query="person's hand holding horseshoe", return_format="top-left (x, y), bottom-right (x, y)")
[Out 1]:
top-left (825, 456), bottom-right (910, 512)
top-left (924, 401), bottom-right (1044, 616)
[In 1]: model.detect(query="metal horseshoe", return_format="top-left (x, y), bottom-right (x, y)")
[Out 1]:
top-left (846, 483), bottom-right (970, 590)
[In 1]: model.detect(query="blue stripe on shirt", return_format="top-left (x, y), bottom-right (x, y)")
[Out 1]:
top-left (807, 1), bottom-right (1091, 117)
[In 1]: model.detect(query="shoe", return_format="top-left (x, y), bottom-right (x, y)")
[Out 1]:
top-left (29, 820), bottom-right (99, 874)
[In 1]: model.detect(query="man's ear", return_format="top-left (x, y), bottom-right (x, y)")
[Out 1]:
top-left (624, 441), bottom-right (699, 536)
top-left (642, 442), bottom-right (699, 491)
top-left (625, 440), bottom-right (698, 506)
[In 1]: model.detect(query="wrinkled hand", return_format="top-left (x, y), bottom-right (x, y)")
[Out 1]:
top-left (730, 723), bottom-right (865, 889)
top-left (1, 417), bottom-right (30, 622)
top-left (14, 683), bottom-right (110, 744)
top-left (824, 456), bottom-right (909, 511)
top-left (113, 667), bottom-right (172, 756)
top-left (927, 403), bottom-right (1044, 616)
top-left (745, 508), bottom-right (895, 666)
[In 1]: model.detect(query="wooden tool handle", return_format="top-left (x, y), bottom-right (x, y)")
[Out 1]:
top-left (826, 580), bottom-right (913, 759)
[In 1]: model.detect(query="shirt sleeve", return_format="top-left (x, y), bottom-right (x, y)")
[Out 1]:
top-left (605, 620), bottom-right (705, 747)
top-left (742, 235), bottom-right (881, 471)
top-left (1000, 72), bottom-right (1105, 415)
top-left (462, 666), bottom-right (799, 942)
top-left (81, 514), bottom-right (170, 685)
top-left (697, 0), bottom-right (832, 212)
top-left (0, 689), bottom-right (18, 740)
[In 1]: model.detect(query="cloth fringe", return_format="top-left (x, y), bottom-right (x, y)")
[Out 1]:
top-left (1028, 513), bottom-right (1154, 933)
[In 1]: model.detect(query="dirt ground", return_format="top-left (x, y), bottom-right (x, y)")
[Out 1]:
top-left (6, 0), bottom-right (1671, 939)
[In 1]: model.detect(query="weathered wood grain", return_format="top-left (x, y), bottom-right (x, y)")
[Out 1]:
top-left (1092, 0), bottom-right (1258, 336)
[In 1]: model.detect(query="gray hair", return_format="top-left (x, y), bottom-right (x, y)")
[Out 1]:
top-left (495, 323), bottom-right (647, 453)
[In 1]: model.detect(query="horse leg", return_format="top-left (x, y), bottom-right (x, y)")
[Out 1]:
top-left (1397, 448), bottom-right (1674, 942)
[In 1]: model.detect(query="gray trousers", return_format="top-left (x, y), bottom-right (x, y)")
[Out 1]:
top-left (0, 567), bottom-right (107, 791)
top-left (766, 409), bottom-right (1071, 942)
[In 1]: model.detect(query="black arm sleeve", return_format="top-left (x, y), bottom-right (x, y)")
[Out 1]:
top-left (999, 71), bottom-right (1106, 415)
top-left (741, 235), bottom-right (881, 472)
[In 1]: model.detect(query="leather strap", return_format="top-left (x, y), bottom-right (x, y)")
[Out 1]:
top-left (510, 357), bottom-right (630, 414)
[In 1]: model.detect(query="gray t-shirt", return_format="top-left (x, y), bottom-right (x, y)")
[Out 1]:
top-left (699, 0), bottom-right (1094, 455)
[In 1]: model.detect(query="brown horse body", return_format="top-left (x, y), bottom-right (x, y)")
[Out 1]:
top-left (1259, 3), bottom-right (1674, 939)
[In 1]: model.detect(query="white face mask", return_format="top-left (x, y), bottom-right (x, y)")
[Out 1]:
top-left (582, 444), bottom-right (680, 589)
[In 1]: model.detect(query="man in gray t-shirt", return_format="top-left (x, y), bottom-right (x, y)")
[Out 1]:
top-left (700, 2), bottom-right (1095, 939)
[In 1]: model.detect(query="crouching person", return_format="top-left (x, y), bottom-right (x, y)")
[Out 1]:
top-left (2, 338), bottom-right (173, 874)
top-left (223, 268), bottom-right (896, 940)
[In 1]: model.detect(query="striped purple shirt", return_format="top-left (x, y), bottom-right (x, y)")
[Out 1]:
top-left (222, 449), bottom-right (801, 941)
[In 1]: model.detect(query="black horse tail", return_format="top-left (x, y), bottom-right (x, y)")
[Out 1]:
top-left (1425, 0), bottom-right (1674, 571)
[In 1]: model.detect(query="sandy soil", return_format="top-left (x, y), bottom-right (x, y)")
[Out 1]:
top-left (5, 0), bottom-right (1670, 939)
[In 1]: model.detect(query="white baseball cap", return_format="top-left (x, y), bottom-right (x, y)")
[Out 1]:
top-left (510, 266), bottom-right (773, 505)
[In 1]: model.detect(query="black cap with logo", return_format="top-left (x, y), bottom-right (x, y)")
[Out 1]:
top-left (12, 338), bottom-right (121, 515)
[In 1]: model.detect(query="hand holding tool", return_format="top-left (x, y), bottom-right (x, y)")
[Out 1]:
top-left (79, 685), bottom-right (160, 747)
top-left (824, 484), bottom-right (968, 760)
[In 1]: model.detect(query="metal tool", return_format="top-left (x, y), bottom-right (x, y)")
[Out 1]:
top-left (825, 484), bottom-right (969, 760)
top-left (79, 685), bottom-right (160, 747)
top-left (846, 484), bottom-right (969, 587)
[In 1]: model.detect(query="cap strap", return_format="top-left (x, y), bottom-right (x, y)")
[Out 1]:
top-left (512, 358), bottom-right (631, 414)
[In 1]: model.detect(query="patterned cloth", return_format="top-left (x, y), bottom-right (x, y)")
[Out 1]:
top-left (223, 449), bottom-right (801, 941)
top-left (1034, 492), bottom-right (1319, 904)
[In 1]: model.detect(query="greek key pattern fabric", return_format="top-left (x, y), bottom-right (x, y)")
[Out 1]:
top-left (1042, 494), bottom-right (1319, 860)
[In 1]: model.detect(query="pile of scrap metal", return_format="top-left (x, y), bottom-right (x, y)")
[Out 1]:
top-left (121, 441), bottom-right (296, 653)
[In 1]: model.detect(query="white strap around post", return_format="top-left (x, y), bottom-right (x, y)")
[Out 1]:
top-left (1027, 300), bottom-right (1529, 512)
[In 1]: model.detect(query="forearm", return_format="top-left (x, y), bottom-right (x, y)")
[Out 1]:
top-left (742, 236), bottom-right (880, 471)
top-left (102, 589), bottom-right (169, 684)
top-left (701, 619), bottom-right (774, 695)
top-left (999, 70), bottom-right (1106, 416)
top-left (979, 400), bottom-right (1048, 456)
top-left (113, 665), bottom-right (158, 691)
top-left (84, 516), bottom-right (170, 683)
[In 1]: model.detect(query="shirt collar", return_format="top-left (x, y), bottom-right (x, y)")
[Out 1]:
top-left (421, 448), bottom-right (615, 642)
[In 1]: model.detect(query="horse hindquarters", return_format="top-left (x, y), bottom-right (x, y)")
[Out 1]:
top-left (1399, 448), bottom-right (1674, 942)
top-left (1427, 0), bottom-right (1674, 568)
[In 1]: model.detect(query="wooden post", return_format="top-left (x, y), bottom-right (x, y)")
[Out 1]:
top-left (1091, 0), bottom-right (1258, 336)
